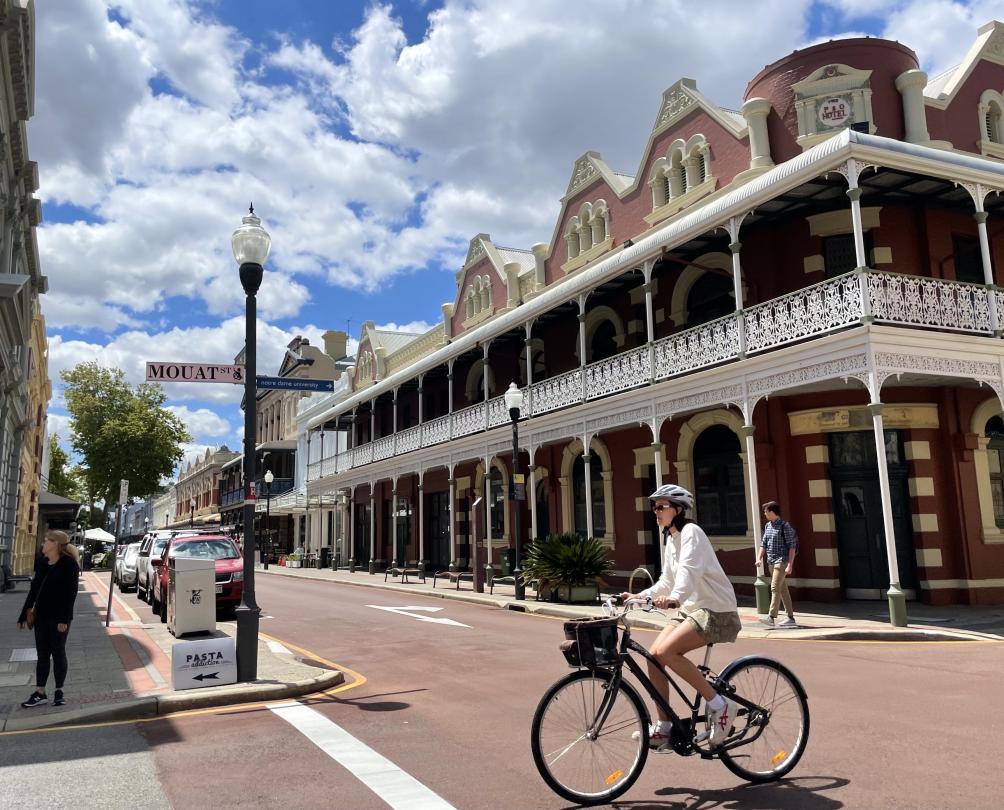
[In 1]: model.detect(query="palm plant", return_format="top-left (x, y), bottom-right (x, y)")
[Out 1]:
top-left (522, 533), bottom-right (612, 599)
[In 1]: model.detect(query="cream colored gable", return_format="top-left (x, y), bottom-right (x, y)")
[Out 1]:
top-left (924, 20), bottom-right (1004, 109)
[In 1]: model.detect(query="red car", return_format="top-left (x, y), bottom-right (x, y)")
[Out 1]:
top-left (150, 534), bottom-right (244, 622)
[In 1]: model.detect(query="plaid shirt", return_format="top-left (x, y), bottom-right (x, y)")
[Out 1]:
top-left (761, 519), bottom-right (799, 564)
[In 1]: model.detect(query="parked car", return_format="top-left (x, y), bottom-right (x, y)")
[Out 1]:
top-left (151, 534), bottom-right (244, 623)
top-left (136, 531), bottom-right (174, 604)
top-left (113, 542), bottom-right (142, 592)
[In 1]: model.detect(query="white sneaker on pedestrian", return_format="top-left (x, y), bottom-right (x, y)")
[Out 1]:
top-left (706, 697), bottom-right (738, 748)
top-left (759, 615), bottom-right (775, 626)
top-left (779, 616), bottom-right (797, 627)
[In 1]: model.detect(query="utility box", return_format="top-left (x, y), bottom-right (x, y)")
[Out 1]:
top-left (168, 557), bottom-right (216, 637)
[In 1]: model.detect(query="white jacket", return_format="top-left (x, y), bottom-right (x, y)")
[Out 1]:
top-left (638, 522), bottom-right (737, 614)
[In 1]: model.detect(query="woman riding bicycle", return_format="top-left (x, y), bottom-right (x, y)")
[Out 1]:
top-left (620, 483), bottom-right (742, 750)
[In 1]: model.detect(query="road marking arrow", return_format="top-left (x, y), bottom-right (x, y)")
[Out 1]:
top-left (366, 605), bottom-right (471, 628)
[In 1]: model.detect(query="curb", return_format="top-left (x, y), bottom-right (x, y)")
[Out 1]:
top-left (1, 666), bottom-right (344, 733)
top-left (258, 568), bottom-right (998, 643)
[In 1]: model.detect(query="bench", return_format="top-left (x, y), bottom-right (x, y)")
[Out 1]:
top-left (384, 566), bottom-right (426, 584)
top-left (432, 569), bottom-right (474, 590)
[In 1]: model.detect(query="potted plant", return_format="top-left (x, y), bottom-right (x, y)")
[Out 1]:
top-left (521, 533), bottom-right (612, 604)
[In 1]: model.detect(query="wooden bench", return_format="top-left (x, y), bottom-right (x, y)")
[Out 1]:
top-left (432, 569), bottom-right (474, 590)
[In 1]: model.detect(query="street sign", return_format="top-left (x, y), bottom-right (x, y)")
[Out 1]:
top-left (118, 479), bottom-right (129, 505)
top-left (256, 375), bottom-right (334, 392)
top-left (171, 636), bottom-right (237, 690)
top-left (146, 362), bottom-right (244, 384)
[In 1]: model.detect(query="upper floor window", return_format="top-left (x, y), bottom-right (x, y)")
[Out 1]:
top-left (986, 100), bottom-right (1002, 144)
top-left (649, 136), bottom-right (712, 211)
top-left (565, 200), bottom-right (609, 261)
top-left (693, 425), bottom-right (746, 535)
top-left (988, 416), bottom-right (1004, 527)
top-left (572, 453), bottom-right (605, 538)
top-left (953, 234), bottom-right (984, 285)
top-left (823, 232), bottom-right (872, 278)
top-left (687, 273), bottom-right (734, 326)
top-left (465, 275), bottom-right (493, 319)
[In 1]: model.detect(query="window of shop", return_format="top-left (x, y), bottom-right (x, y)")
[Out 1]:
top-left (953, 235), bottom-right (984, 285)
top-left (572, 453), bottom-right (605, 538)
top-left (693, 425), bottom-right (747, 535)
top-left (489, 467), bottom-right (505, 538)
top-left (986, 416), bottom-right (1004, 528)
top-left (823, 232), bottom-right (873, 278)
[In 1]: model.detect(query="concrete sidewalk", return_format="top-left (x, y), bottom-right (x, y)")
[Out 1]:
top-left (258, 563), bottom-right (1004, 642)
top-left (0, 570), bottom-right (343, 733)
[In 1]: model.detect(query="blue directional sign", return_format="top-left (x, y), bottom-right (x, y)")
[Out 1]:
top-left (256, 376), bottom-right (334, 392)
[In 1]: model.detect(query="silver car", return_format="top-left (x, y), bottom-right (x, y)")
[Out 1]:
top-left (114, 542), bottom-right (142, 592)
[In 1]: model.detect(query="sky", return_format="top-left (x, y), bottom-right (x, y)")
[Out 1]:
top-left (33, 0), bottom-right (1001, 473)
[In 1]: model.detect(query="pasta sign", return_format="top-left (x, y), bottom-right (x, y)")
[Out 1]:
top-left (146, 362), bottom-right (244, 384)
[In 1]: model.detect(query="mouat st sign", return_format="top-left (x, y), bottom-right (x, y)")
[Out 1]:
top-left (146, 362), bottom-right (244, 384)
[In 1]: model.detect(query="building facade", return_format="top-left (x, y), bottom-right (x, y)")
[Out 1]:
top-left (11, 297), bottom-right (48, 572)
top-left (171, 446), bottom-right (238, 529)
top-left (300, 23), bottom-right (1004, 611)
top-left (0, 1), bottom-right (47, 577)
top-left (150, 486), bottom-right (176, 530)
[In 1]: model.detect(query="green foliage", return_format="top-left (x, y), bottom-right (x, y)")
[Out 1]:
top-left (60, 362), bottom-right (191, 509)
top-left (46, 435), bottom-right (83, 500)
top-left (521, 532), bottom-right (612, 588)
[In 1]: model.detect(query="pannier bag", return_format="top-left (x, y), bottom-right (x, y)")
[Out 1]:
top-left (560, 617), bottom-right (620, 669)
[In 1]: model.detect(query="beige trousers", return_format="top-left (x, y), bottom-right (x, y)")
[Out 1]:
top-left (769, 562), bottom-right (794, 619)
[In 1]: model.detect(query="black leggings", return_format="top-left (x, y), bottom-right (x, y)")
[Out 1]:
top-left (34, 620), bottom-right (70, 691)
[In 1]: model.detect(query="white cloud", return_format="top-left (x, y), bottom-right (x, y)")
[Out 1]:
top-left (46, 413), bottom-right (73, 444)
top-left (165, 405), bottom-right (233, 441)
top-left (374, 320), bottom-right (434, 334)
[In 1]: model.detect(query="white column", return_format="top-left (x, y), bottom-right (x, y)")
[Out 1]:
top-left (369, 487), bottom-right (376, 570)
top-left (528, 463), bottom-right (539, 541)
top-left (418, 479), bottom-right (425, 567)
top-left (369, 403), bottom-right (375, 444)
top-left (741, 97), bottom-right (774, 169)
top-left (524, 321), bottom-right (534, 415)
top-left (583, 447), bottom-right (594, 539)
top-left (895, 69), bottom-right (931, 144)
top-left (652, 442), bottom-right (663, 489)
top-left (868, 399), bottom-right (907, 626)
top-left (484, 459), bottom-right (493, 567)
top-left (578, 295), bottom-right (588, 401)
top-left (391, 483), bottom-right (398, 567)
top-left (482, 344), bottom-right (490, 431)
top-left (448, 476), bottom-right (457, 566)
top-left (740, 424), bottom-right (761, 566)
top-left (348, 487), bottom-right (355, 563)
top-left (729, 231), bottom-right (747, 357)
top-left (642, 260), bottom-right (655, 382)
top-left (844, 162), bottom-right (873, 322)
top-left (392, 388), bottom-right (398, 455)
top-left (447, 359), bottom-right (455, 440)
top-left (974, 207), bottom-right (1001, 335)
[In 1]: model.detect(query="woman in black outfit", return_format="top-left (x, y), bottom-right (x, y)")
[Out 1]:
top-left (16, 529), bottom-right (80, 708)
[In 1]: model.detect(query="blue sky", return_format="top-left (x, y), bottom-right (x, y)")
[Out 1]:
top-left (32, 0), bottom-right (995, 471)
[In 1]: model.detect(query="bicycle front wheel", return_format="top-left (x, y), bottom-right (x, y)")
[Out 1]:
top-left (530, 669), bottom-right (649, 806)
top-left (717, 656), bottom-right (810, 783)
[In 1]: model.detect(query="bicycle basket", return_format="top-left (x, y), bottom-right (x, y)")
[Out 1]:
top-left (560, 617), bottom-right (620, 669)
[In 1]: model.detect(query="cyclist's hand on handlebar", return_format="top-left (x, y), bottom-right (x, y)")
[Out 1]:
top-left (652, 595), bottom-right (679, 609)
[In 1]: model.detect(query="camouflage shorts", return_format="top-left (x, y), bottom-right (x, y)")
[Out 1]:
top-left (670, 608), bottom-right (742, 644)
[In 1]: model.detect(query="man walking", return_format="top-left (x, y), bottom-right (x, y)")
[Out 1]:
top-left (759, 501), bottom-right (798, 627)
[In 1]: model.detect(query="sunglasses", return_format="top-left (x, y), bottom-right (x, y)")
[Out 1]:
top-left (652, 504), bottom-right (676, 513)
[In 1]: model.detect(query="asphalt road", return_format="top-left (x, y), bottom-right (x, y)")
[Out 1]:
top-left (4, 575), bottom-right (1002, 809)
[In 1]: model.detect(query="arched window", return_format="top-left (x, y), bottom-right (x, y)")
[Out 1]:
top-left (589, 320), bottom-right (618, 363)
top-left (566, 218), bottom-right (581, 259)
top-left (490, 466), bottom-right (505, 538)
top-left (473, 279), bottom-right (483, 314)
top-left (518, 342), bottom-right (546, 386)
top-left (686, 272), bottom-right (734, 325)
top-left (987, 101), bottom-right (1002, 144)
top-left (987, 416), bottom-right (1004, 527)
top-left (693, 425), bottom-right (747, 535)
top-left (466, 289), bottom-right (475, 319)
top-left (481, 276), bottom-right (491, 311)
top-left (572, 453), bottom-right (605, 538)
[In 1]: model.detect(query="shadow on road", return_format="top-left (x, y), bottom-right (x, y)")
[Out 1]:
top-left (651, 775), bottom-right (848, 809)
top-left (302, 687), bottom-right (428, 713)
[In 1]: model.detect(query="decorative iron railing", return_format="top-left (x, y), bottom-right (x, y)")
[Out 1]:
top-left (655, 313), bottom-right (740, 377)
top-left (586, 345), bottom-right (651, 397)
top-left (529, 368), bottom-right (582, 416)
top-left (868, 272), bottom-right (993, 334)
top-left (452, 402), bottom-right (485, 438)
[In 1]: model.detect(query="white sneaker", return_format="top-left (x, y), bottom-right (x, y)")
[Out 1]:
top-left (779, 616), bottom-right (797, 627)
top-left (632, 723), bottom-right (670, 750)
top-left (707, 698), bottom-right (738, 748)
top-left (759, 615), bottom-right (775, 627)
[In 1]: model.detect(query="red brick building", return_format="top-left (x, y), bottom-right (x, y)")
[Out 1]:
top-left (303, 22), bottom-right (1004, 616)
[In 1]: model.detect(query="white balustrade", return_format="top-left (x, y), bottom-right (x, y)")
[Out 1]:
top-left (336, 453), bottom-right (351, 474)
top-left (452, 402), bottom-right (485, 437)
top-left (307, 461), bottom-right (322, 479)
top-left (487, 396), bottom-right (508, 429)
top-left (745, 273), bottom-right (861, 354)
top-left (529, 369), bottom-right (582, 416)
top-left (353, 443), bottom-right (373, 466)
top-left (869, 272), bottom-right (993, 333)
top-left (585, 345), bottom-right (651, 399)
top-left (321, 457), bottom-right (335, 477)
top-left (397, 425), bottom-right (421, 454)
top-left (654, 313), bottom-right (740, 378)
top-left (423, 414), bottom-right (450, 446)
top-left (373, 436), bottom-right (394, 461)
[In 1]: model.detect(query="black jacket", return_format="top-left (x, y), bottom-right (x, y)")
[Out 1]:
top-left (18, 554), bottom-right (80, 625)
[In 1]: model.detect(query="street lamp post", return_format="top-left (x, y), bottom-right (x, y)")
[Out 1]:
top-left (233, 205), bottom-right (271, 683)
top-left (262, 469), bottom-right (274, 570)
top-left (504, 382), bottom-right (526, 600)
top-left (143, 516), bottom-right (149, 537)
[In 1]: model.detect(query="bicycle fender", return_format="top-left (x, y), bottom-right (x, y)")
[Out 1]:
top-left (717, 655), bottom-right (808, 700)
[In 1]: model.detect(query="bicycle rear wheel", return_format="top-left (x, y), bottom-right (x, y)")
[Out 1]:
top-left (530, 669), bottom-right (649, 806)
top-left (717, 656), bottom-right (809, 783)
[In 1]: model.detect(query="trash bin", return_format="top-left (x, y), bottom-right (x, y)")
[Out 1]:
top-left (319, 547), bottom-right (330, 569)
top-left (167, 557), bottom-right (216, 637)
top-left (501, 548), bottom-right (516, 577)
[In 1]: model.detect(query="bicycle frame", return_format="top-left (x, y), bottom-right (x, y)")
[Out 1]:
top-left (588, 616), bottom-right (770, 757)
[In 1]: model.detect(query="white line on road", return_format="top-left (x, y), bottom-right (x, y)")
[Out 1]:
top-left (266, 640), bottom-right (291, 655)
top-left (365, 605), bottom-right (471, 628)
top-left (268, 703), bottom-right (457, 810)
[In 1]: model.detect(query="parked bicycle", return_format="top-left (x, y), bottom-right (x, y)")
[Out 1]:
top-left (530, 596), bottom-right (810, 805)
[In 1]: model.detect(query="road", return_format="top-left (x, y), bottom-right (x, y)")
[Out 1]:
top-left (4, 575), bottom-right (1002, 809)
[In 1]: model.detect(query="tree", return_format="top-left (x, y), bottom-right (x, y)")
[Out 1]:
top-left (61, 363), bottom-right (191, 516)
top-left (46, 434), bottom-right (82, 500)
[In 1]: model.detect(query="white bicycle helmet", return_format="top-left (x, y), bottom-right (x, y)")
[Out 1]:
top-left (649, 484), bottom-right (694, 511)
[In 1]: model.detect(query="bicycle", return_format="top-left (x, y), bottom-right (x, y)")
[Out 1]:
top-left (530, 596), bottom-right (810, 805)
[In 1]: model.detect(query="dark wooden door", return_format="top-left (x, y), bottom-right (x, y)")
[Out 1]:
top-left (426, 491), bottom-right (451, 570)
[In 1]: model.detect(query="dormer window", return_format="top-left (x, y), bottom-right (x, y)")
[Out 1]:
top-left (986, 100), bottom-right (1002, 143)
top-left (648, 137), bottom-right (713, 215)
top-left (978, 90), bottom-right (1004, 159)
top-left (564, 201), bottom-right (610, 264)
